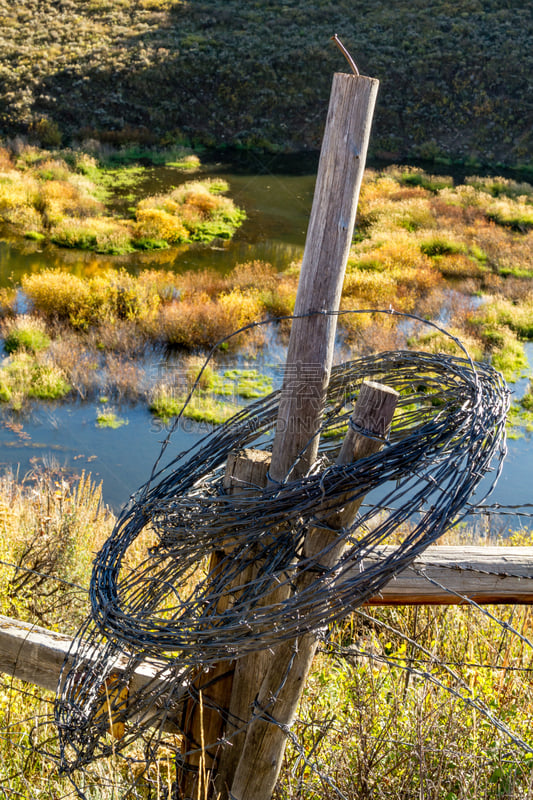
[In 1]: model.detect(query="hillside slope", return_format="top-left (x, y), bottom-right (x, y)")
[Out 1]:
top-left (0, 0), bottom-right (531, 167)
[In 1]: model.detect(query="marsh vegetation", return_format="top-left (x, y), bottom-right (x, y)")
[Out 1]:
top-left (0, 156), bottom-right (532, 800)
top-left (0, 152), bottom-right (532, 432)
top-left (0, 143), bottom-right (244, 254)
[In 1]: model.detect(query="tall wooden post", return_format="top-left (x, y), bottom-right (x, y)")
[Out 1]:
top-left (178, 450), bottom-right (271, 799)
top-left (213, 71), bottom-right (379, 798)
top-left (269, 72), bottom-right (379, 483)
top-left (182, 68), bottom-right (378, 799)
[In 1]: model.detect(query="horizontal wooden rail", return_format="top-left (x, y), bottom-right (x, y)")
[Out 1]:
top-left (359, 545), bottom-right (533, 606)
top-left (1, 546), bottom-right (532, 698)
top-left (0, 615), bottom-right (175, 695)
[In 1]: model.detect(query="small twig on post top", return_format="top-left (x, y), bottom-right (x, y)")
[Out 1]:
top-left (217, 55), bottom-right (380, 800)
top-left (331, 34), bottom-right (359, 76)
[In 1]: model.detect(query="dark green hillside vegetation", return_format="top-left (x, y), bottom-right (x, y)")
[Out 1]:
top-left (0, 0), bottom-right (531, 168)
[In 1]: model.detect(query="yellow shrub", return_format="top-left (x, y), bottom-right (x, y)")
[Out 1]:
top-left (103, 269), bottom-right (161, 322)
top-left (231, 261), bottom-right (279, 291)
top-left (0, 171), bottom-right (39, 223)
top-left (178, 269), bottom-right (229, 299)
top-left (218, 289), bottom-right (263, 329)
top-left (158, 296), bottom-right (235, 348)
top-left (22, 270), bottom-right (91, 323)
top-left (135, 207), bottom-right (189, 243)
top-left (433, 252), bottom-right (486, 278)
top-left (258, 277), bottom-right (297, 317)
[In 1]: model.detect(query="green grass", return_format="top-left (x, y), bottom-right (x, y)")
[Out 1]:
top-left (96, 409), bottom-right (128, 428)
top-left (420, 237), bottom-right (466, 257)
top-left (149, 386), bottom-right (239, 424)
top-left (149, 366), bottom-right (273, 425)
top-left (222, 368), bottom-right (273, 398)
top-left (396, 168), bottom-right (454, 193)
top-left (506, 403), bottom-right (533, 439)
top-left (490, 339), bottom-right (529, 383)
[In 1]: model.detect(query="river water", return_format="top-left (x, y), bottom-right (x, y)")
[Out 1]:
top-left (0, 159), bottom-right (531, 529)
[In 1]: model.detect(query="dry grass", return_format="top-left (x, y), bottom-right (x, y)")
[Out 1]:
top-left (0, 467), bottom-right (113, 629)
top-left (0, 466), bottom-right (532, 799)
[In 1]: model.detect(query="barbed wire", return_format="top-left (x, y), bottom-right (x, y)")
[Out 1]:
top-left (0, 308), bottom-right (531, 798)
top-left (47, 308), bottom-right (513, 787)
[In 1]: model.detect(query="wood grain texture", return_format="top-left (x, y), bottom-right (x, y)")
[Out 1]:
top-left (359, 545), bottom-right (533, 605)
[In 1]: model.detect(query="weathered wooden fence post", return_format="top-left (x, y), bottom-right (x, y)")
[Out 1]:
top-left (213, 68), bottom-right (379, 798)
top-left (268, 70), bottom-right (379, 483)
top-left (178, 449), bottom-right (271, 798)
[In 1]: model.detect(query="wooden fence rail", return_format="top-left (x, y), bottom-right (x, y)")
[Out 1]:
top-left (1, 546), bottom-right (532, 700)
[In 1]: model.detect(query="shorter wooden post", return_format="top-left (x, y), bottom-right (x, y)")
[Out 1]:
top-left (229, 381), bottom-right (398, 800)
top-left (178, 449), bottom-right (271, 800)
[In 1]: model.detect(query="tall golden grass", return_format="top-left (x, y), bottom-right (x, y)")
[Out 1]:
top-left (0, 469), bottom-right (532, 798)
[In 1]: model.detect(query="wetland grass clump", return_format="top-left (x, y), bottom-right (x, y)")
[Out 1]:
top-left (0, 143), bottom-right (245, 253)
top-left (473, 295), bottom-right (533, 341)
top-left (521, 380), bottom-right (533, 411)
top-left (96, 408), bottom-right (128, 429)
top-left (149, 384), bottom-right (240, 425)
top-left (135, 178), bottom-right (246, 247)
top-left (2, 315), bottom-right (51, 354)
top-left (0, 352), bottom-right (71, 410)
top-left (149, 364), bottom-right (272, 425)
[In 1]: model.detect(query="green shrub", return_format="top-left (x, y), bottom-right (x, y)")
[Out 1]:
top-left (420, 237), bottom-right (466, 257)
top-left (3, 317), bottom-right (51, 354)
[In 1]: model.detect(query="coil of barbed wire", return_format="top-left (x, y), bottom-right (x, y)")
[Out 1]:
top-left (86, 354), bottom-right (506, 654)
top-left (55, 311), bottom-right (509, 771)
